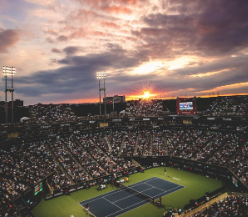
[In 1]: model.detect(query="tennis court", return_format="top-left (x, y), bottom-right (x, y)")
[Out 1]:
top-left (79, 177), bottom-right (184, 217)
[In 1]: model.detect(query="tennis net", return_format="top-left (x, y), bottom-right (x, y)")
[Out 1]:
top-left (118, 183), bottom-right (153, 202)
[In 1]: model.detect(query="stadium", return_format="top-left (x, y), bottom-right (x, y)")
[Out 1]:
top-left (1, 1), bottom-right (248, 216)
top-left (1, 95), bottom-right (248, 217)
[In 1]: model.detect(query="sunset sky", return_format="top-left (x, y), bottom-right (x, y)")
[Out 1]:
top-left (0, 0), bottom-right (248, 105)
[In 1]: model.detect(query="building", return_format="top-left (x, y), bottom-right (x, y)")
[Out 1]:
top-left (103, 95), bottom-right (125, 104)
top-left (0, 99), bottom-right (24, 107)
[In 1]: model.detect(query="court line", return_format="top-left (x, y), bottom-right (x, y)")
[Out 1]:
top-left (142, 181), bottom-right (167, 192)
top-left (152, 185), bottom-right (183, 197)
top-left (107, 186), bottom-right (184, 217)
top-left (112, 187), bottom-right (154, 203)
top-left (79, 177), bottom-right (185, 217)
top-left (79, 177), bottom-right (156, 205)
top-left (154, 176), bottom-right (185, 187)
top-left (103, 197), bottom-right (123, 210)
top-left (115, 185), bottom-right (185, 217)
top-left (77, 202), bottom-right (96, 217)
top-left (143, 181), bottom-right (179, 193)
top-left (105, 198), bottom-right (149, 217)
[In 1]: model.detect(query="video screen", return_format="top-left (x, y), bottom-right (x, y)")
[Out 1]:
top-left (179, 102), bottom-right (193, 110)
top-left (34, 182), bottom-right (43, 196)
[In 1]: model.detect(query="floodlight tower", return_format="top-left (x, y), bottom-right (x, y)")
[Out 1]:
top-left (103, 72), bottom-right (106, 116)
top-left (97, 72), bottom-right (101, 115)
top-left (96, 72), bottom-right (107, 116)
top-left (3, 66), bottom-right (16, 123)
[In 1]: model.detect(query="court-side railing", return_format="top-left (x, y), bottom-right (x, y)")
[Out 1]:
top-left (46, 178), bottom-right (53, 195)
top-left (175, 192), bottom-right (228, 217)
top-left (45, 166), bottom-right (141, 200)
top-left (132, 159), bottom-right (141, 167)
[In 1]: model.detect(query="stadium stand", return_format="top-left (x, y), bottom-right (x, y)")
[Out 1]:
top-left (1, 193), bottom-right (19, 217)
top-left (182, 193), bottom-right (248, 217)
top-left (228, 141), bottom-right (248, 185)
top-left (0, 141), bottom-right (56, 197)
top-left (135, 130), bottom-right (152, 156)
top-left (205, 95), bottom-right (248, 116)
top-left (106, 131), bottom-right (123, 156)
top-left (126, 100), bottom-right (164, 117)
top-left (151, 130), bottom-right (165, 156)
top-left (1, 95), bottom-right (248, 217)
top-left (121, 131), bottom-right (137, 156)
top-left (29, 104), bottom-right (77, 123)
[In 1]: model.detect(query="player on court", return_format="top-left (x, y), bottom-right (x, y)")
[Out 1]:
top-left (86, 203), bottom-right (89, 214)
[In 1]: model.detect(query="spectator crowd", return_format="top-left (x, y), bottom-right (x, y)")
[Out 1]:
top-left (194, 194), bottom-right (248, 217)
top-left (206, 95), bottom-right (248, 116)
top-left (125, 100), bottom-right (164, 117)
top-left (0, 95), bottom-right (248, 216)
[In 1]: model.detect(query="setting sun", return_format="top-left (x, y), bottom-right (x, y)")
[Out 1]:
top-left (143, 91), bottom-right (151, 98)
top-left (128, 90), bottom-right (158, 100)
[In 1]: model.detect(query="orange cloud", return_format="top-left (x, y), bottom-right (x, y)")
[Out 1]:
top-left (69, 28), bottom-right (88, 39)
top-left (99, 21), bottom-right (121, 29)
top-left (75, 0), bottom-right (141, 5)
top-left (100, 5), bottom-right (132, 14)
top-left (188, 68), bottom-right (230, 78)
top-left (197, 82), bottom-right (248, 93)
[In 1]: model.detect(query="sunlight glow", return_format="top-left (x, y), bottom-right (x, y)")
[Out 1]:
top-left (129, 91), bottom-right (158, 100)
top-left (143, 91), bottom-right (151, 98)
top-left (133, 61), bottom-right (163, 74)
top-left (168, 57), bottom-right (196, 70)
top-left (188, 69), bottom-right (229, 78)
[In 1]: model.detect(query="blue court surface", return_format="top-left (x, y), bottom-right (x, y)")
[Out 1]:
top-left (79, 177), bottom-right (184, 217)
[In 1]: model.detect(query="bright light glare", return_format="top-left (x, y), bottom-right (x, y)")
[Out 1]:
top-left (3, 66), bottom-right (16, 76)
top-left (143, 91), bottom-right (151, 98)
top-left (129, 91), bottom-right (157, 100)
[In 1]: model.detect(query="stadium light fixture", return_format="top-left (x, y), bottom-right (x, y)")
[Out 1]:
top-left (3, 66), bottom-right (16, 124)
top-left (3, 66), bottom-right (16, 76)
top-left (96, 72), bottom-right (106, 79)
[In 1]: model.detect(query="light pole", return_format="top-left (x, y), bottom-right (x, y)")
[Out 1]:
top-left (96, 72), bottom-right (106, 116)
top-left (97, 72), bottom-right (101, 115)
top-left (103, 72), bottom-right (106, 116)
top-left (3, 66), bottom-right (16, 123)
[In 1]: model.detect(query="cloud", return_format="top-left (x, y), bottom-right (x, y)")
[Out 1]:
top-left (46, 37), bottom-right (54, 43)
top-left (74, 0), bottom-right (142, 6)
top-left (100, 5), bottom-right (132, 14)
top-left (13, 45), bottom-right (150, 98)
top-left (138, 0), bottom-right (248, 57)
top-left (14, 41), bottom-right (248, 100)
top-left (44, 29), bottom-right (58, 36)
top-left (23, 0), bottom-right (54, 6)
top-left (51, 48), bottom-right (62, 53)
top-left (63, 46), bottom-right (83, 55)
top-left (99, 21), bottom-right (121, 29)
top-left (72, 0), bottom-right (143, 15)
top-left (0, 29), bottom-right (20, 53)
top-left (1, 0), bottom-right (248, 104)
top-left (58, 44), bottom-right (149, 69)
top-left (57, 35), bottom-right (69, 42)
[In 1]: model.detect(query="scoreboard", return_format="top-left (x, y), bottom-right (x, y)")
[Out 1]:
top-left (176, 97), bottom-right (197, 115)
top-left (34, 182), bottom-right (43, 196)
